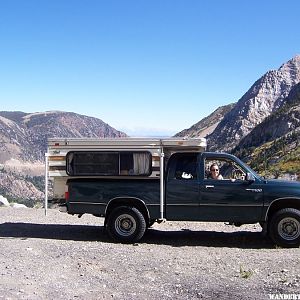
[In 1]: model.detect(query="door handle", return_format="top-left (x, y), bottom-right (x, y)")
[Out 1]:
top-left (205, 185), bottom-right (214, 189)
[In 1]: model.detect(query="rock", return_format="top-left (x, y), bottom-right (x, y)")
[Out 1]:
top-left (10, 203), bottom-right (27, 208)
top-left (0, 195), bottom-right (10, 206)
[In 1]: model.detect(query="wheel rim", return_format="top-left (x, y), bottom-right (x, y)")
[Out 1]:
top-left (278, 217), bottom-right (300, 241)
top-left (115, 214), bottom-right (136, 237)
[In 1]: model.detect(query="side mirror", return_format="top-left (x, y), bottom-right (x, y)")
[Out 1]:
top-left (246, 172), bottom-right (255, 183)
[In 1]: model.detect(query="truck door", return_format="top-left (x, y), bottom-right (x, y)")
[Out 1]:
top-left (199, 153), bottom-right (264, 223)
top-left (165, 152), bottom-right (200, 220)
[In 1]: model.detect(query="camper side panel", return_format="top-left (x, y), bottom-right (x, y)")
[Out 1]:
top-left (66, 178), bottom-right (160, 218)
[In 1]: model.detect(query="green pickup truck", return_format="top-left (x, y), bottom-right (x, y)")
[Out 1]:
top-left (47, 138), bottom-right (300, 247)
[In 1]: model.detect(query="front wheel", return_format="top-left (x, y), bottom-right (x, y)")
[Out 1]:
top-left (268, 208), bottom-right (300, 247)
top-left (106, 206), bottom-right (146, 243)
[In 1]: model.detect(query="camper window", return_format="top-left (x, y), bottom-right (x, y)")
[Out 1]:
top-left (66, 151), bottom-right (152, 176)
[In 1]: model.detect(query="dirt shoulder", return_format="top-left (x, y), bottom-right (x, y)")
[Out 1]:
top-left (0, 207), bottom-right (299, 299)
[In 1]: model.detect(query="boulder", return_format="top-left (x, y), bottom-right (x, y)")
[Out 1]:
top-left (11, 203), bottom-right (27, 208)
top-left (0, 195), bottom-right (10, 207)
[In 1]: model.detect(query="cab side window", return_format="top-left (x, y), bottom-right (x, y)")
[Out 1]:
top-left (173, 154), bottom-right (198, 180)
top-left (205, 158), bottom-right (246, 181)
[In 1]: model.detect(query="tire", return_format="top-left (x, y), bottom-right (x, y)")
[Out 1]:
top-left (268, 208), bottom-right (300, 248)
top-left (106, 206), bottom-right (146, 243)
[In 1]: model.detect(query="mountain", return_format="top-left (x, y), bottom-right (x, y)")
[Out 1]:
top-left (174, 103), bottom-right (236, 138)
top-left (232, 82), bottom-right (300, 177)
top-left (207, 55), bottom-right (300, 151)
top-left (0, 111), bottom-right (127, 205)
top-left (235, 82), bottom-right (300, 150)
top-left (0, 111), bottom-right (127, 163)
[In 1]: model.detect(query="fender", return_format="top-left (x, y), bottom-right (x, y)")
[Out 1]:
top-left (264, 197), bottom-right (300, 221)
top-left (105, 196), bottom-right (151, 222)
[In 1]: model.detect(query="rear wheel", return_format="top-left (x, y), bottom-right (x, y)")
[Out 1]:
top-left (106, 206), bottom-right (146, 243)
top-left (268, 208), bottom-right (300, 247)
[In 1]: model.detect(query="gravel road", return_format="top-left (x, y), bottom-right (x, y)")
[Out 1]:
top-left (0, 207), bottom-right (299, 300)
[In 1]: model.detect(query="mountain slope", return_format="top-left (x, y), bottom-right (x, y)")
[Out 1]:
top-left (174, 103), bottom-right (236, 138)
top-left (207, 55), bottom-right (300, 151)
top-left (0, 111), bottom-right (127, 163)
top-left (233, 82), bottom-right (300, 177)
top-left (235, 82), bottom-right (300, 150)
top-left (0, 111), bottom-right (127, 204)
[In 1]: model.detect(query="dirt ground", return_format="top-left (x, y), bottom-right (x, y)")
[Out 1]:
top-left (0, 207), bottom-right (299, 300)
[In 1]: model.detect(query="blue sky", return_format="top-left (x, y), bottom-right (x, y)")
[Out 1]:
top-left (0, 0), bottom-right (299, 136)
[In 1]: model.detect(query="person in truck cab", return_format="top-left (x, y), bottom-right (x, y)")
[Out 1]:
top-left (208, 163), bottom-right (224, 180)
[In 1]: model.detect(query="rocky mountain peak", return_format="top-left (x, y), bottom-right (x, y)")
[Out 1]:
top-left (235, 82), bottom-right (300, 151)
top-left (207, 55), bottom-right (300, 151)
top-left (278, 54), bottom-right (300, 77)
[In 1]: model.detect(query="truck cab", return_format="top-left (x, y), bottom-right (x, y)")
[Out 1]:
top-left (165, 152), bottom-right (263, 223)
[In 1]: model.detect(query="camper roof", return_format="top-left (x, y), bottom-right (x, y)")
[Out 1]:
top-left (48, 137), bottom-right (207, 150)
